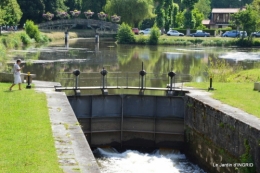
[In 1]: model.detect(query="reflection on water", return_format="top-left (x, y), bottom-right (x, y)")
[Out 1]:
top-left (3, 39), bottom-right (260, 89)
top-left (94, 148), bottom-right (206, 173)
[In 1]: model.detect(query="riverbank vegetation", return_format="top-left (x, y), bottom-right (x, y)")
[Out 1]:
top-left (186, 67), bottom-right (260, 118)
top-left (0, 83), bottom-right (61, 173)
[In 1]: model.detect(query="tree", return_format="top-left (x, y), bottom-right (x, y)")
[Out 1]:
top-left (194, 0), bottom-right (211, 19)
top-left (172, 3), bottom-right (179, 28)
top-left (82, 0), bottom-right (106, 20)
top-left (17, 0), bottom-right (45, 25)
top-left (117, 23), bottom-right (135, 44)
top-left (43, 0), bottom-right (67, 14)
top-left (0, 0), bottom-right (22, 26)
top-left (105, 0), bottom-right (154, 27)
top-left (192, 8), bottom-right (204, 29)
top-left (155, 0), bottom-right (165, 33)
top-left (231, 5), bottom-right (258, 38)
top-left (65, 0), bottom-right (82, 11)
top-left (182, 0), bottom-right (199, 35)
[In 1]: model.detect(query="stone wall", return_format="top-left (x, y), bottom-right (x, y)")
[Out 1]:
top-left (184, 91), bottom-right (260, 173)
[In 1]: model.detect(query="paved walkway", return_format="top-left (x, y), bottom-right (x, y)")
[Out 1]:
top-left (34, 80), bottom-right (100, 173)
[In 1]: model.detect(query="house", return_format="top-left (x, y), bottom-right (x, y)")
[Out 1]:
top-left (202, 8), bottom-right (241, 29)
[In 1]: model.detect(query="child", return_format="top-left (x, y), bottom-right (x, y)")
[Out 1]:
top-left (9, 59), bottom-right (24, 91)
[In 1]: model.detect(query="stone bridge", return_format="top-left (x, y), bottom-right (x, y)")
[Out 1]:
top-left (38, 19), bottom-right (119, 34)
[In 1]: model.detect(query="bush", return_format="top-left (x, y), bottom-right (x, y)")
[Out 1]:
top-left (148, 26), bottom-right (160, 45)
top-left (19, 32), bottom-right (33, 45)
top-left (25, 20), bottom-right (40, 40)
top-left (117, 23), bottom-right (135, 44)
top-left (135, 35), bottom-right (148, 44)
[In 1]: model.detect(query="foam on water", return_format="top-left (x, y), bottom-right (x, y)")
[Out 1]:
top-left (94, 148), bottom-right (206, 173)
top-left (219, 52), bottom-right (260, 61)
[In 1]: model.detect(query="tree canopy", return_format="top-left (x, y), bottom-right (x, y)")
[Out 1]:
top-left (0, 0), bottom-right (22, 25)
top-left (104, 0), bottom-right (154, 27)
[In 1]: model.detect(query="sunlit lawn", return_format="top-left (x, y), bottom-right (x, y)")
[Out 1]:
top-left (0, 83), bottom-right (61, 173)
top-left (185, 82), bottom-right (260, 118)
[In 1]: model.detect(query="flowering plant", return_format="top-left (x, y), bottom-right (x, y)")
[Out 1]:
top-left (84, 10), bottom-right (94, 19)
top-left (42, 12), bottom-right (54, 20)
top-left (57, 11), bottom-right (69, 19)
top-left (98, 12), bottom-right (107, 20)
top-left (70, 10), bottom-right (81, 17)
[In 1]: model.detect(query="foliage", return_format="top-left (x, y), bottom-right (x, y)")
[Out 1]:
top-left (0, 9), bottom-right (6, 27)
top-left (194, 0), bottom-right (211, 19)
top-left (25, 20), bottom-right (49, 43)
top-left (231, 5), bottom-right (258, 37)
top-left (105, 0), bottom-right (155, 27)
top-left (192, 8), bottom-right (204, 29)
top-left (17, 0), bottom-right (45, 25)
top-left (185, 81), bottom-right (260, 118)
top-left (25, 20), bottom-right (40, 40)
top-left (43, 0), bottom-right (68, 15)
top-left (65, 0), bottom-right (82, 11)
top-left (172, 3), bottom-right (179, 28)
top-left (81, 0), bottom-right (106, 20)
top-left (0, 83), bottom-right (62, 173)
top-left (239, 139), bottom-right (256, 173)
top-left (207, 57), bottom-right (242, 82)
top-left (19, 32), bottom-right (34, 45)
top-left (155, 2), bottom-right (165, 29)
top-left (183, 10), bottom-right (195, 29)
top-left (116, 23), bottom-right (135, 44)
top-left (164, 0), bottom-right (174, 31)
top-left (148, 25), bottom-right (160, 45)
top-left (0, 0), bottom-right (22, 25)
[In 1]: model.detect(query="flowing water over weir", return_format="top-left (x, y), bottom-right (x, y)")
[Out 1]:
top-left (93, 148), bottom-right (206, 173)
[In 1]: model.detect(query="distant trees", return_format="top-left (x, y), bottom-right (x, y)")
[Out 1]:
top-left (182, 0), bottom-right (199, 35)
top-left (104, 0), bottom-right (154, 27)
top-left (0, 0), bottom-right (22, 26)
top-left (194, 0), bottom-right (211, 19)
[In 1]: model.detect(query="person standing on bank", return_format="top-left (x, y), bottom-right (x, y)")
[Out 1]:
top-left (9, 59), bottom-right (24, 91)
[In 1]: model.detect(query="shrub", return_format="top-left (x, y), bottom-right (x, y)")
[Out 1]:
top-left (117, 23), bottom-right (135, 44)
top-left (25, 20), bottom-right (40, 40)
top-left (135, 35), bottom-right (148, 44)
top-left (148, 25), bottom-right (160, 45)
top-left (19, 32), bottom-right (33, 45)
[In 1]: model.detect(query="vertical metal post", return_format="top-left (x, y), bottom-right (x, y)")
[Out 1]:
top-left (95, 34), bottom-right (99, 43)
top-left (26, 72), bottom-right (31, 89)
top-left (170, 77), bottom-right (173, 91)
top-left (208, 76), bottom-right (214, 91)
top-left (139, 62), bottom-right (146, 95)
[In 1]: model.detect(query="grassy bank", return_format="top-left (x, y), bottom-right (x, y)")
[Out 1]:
top-left (0, 83), bottom-right (61, 173)
top-left (134, 35), bottom-right (260, 46)
top-left (185, 69), bottom-right (260, 118)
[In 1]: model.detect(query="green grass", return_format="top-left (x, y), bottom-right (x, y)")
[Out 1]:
top-left (0, 83), bottom-right (62, 173)
top-left (185, 82), bottom-right (260, 118)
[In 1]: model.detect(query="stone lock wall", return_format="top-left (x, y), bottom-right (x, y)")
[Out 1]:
top-left (184, 93), bottom-right (260, 173)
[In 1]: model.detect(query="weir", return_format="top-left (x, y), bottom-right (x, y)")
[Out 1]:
top-left (68, 95), bottom-right (185, 149)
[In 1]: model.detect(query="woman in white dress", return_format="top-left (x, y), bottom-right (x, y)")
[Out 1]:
top-left (9, 59), bottom-right (24, 91)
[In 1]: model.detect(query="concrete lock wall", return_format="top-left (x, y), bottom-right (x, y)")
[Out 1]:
top-left (184, 95), bottom-right (260, 173)
top-left (68, 95), bottom-right (185, 149)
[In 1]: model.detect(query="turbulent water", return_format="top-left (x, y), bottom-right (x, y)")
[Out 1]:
top-left (93, 148), bottom-right (206, 173)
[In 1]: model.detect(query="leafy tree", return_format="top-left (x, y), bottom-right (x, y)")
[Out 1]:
top-left (117, 23), bottom-right (135, 44)
top-left (17, 0), bottom-right (45, 25)
top-left (65, 0), bottom-right (82, 11)
top-left (43, 0), bottom-right (67, 14)
top-left (194, 0), bottom-right (211, 19)
top-left (172, 3), bottom-right (179, 28)
top-left (155, 1), bottom-right (165, 33)
top-left (82, 0), bottom-right (106, 19)
top-left (148, 25), bottom-right (160, 44)
top-left (105, 0), bottom-right (154, 27)
top-left (231, 5), bottom-right (258, 38)
top-left (252, 0), bottom-right (260, 29)
top-left (175, 11), bottom-right (184, 28)
top-left (164, 0), bottom-right (174, 32)
top-left (182, 0), bottom-right (199, 35)
top-left (0, 0), bottom-right (22, 25)
top-left (211, 0), bottom-right (252, 8)
top-left (192, 8), bottom-right (204, 29)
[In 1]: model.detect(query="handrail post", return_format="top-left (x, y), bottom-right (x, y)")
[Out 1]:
top-left (139, 62), bottom-right (146, 95)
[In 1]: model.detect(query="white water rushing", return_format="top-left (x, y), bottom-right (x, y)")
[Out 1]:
top-left (93, 148), bottom-right (206, 173)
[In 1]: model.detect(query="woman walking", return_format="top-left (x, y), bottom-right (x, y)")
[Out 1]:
top-left (9, 59), bottom-right (24, 91)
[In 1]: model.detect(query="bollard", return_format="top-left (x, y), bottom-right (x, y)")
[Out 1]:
top-left (26, 72), bottom-right (31, 89)
top-left (95, 33), bottom-right (99, 43)
top-left (100, 67), bottom-right (108, 95)
top-left (139, 62), bottom-right (146, 95)
top-left (73, 69), bottom-right (81, 96)
top-left (65, 30), bottom-right (69, 47)
top-left (208, 76), bottom-right (214, 91)
top-left (167, 71), bottom-right (176, 96)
